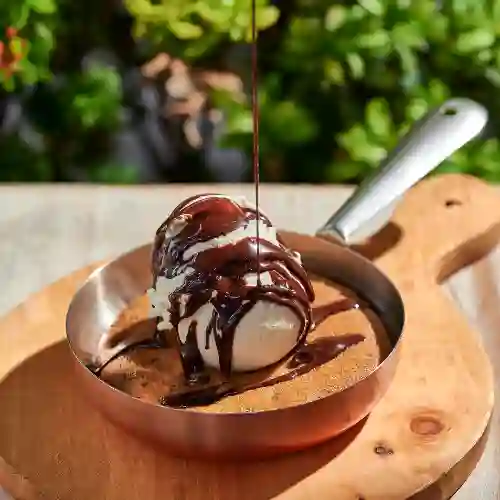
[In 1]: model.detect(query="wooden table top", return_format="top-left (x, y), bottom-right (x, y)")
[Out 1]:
top-left (0, 183), bottom-right (497, 500)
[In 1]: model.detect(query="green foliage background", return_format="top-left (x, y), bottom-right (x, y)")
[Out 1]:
top-left (2, 0), bottom-right (500, 183)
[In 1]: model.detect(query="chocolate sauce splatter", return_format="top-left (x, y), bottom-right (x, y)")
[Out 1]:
top-left (160, 333), bottom-right (364, 408)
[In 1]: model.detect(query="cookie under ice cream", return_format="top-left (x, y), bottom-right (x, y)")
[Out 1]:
top-left (148, 194), bottom-right (315, 376)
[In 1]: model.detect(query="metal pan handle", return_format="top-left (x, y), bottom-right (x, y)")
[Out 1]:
top-left (316, 98), bottom-right (488, 244)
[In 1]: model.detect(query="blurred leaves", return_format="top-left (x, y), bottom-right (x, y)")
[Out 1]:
top-left (125, 0), bottom-right (279, 59)
top-left (4, 0), bottom-right (500, 183)
top-left (86, 162), bottom-right (139, 183)
top-left (0, 0), bottom-right (57, 90)
top-left (69, 63), bottom-right (122, 130)
top-left (27, 0), bottom-right (56, 15)
top-left (206, 0), bottom-right (500, 183)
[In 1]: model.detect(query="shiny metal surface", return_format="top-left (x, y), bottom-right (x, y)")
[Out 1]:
top-left (66, 232), bottom-right (404, 460)
top-left (318, 98), bottom-right (488, 244)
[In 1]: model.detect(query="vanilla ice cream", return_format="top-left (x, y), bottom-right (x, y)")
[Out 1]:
top-left (148, 194), bottom-right (315, 376)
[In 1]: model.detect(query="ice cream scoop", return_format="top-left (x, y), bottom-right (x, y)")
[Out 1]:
top-left (148, 194), bottom-right (315, 376)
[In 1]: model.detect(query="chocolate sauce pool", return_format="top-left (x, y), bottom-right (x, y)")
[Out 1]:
top-left (89, 296), bottom-right (363, 407)
top-left (160, 333), bottom-right (364, 408)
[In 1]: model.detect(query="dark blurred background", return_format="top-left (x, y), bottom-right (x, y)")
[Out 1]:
top-left (0, 0), bottom-right (499, 184)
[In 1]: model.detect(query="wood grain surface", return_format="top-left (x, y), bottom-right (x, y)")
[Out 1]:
top-left (0, 176), bottom-right (498, 499)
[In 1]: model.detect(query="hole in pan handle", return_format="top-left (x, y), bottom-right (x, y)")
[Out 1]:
top-left (316, 98), bottom-right (488, 245)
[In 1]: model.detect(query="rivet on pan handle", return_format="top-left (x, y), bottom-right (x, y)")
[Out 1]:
top-left (316, 98), bottom-right (489, 245)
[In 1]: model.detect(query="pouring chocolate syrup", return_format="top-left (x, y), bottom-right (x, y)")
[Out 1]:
top-left (149, 0), bottom-right (364, 382)
top-left (251, 0), bottom-right (261, 287)
top-left (90, 0), bottom-right (363, 405)
top-left (151, 1), bottom-right (362, 404)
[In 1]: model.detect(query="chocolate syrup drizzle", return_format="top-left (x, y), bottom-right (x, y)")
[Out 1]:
top-left (88, 2), bottom-right (366, 407)
top-left (152, 194), bottom-right (315, 378)
top-left (150, 0), bottom-right (317, 381)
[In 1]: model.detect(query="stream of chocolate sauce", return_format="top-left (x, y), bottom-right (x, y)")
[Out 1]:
top-left (251, 0), bottom-right (261, 286)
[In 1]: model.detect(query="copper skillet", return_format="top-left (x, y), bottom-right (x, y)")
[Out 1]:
top-left (65, 99), bottom-right (487, 460)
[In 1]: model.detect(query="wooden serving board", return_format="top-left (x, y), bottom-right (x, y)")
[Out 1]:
top-left (0, 173), bottom-right (498, 500)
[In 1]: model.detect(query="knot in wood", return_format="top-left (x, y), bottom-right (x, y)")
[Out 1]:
top-left (410, 414), bottom-right (445, 436)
